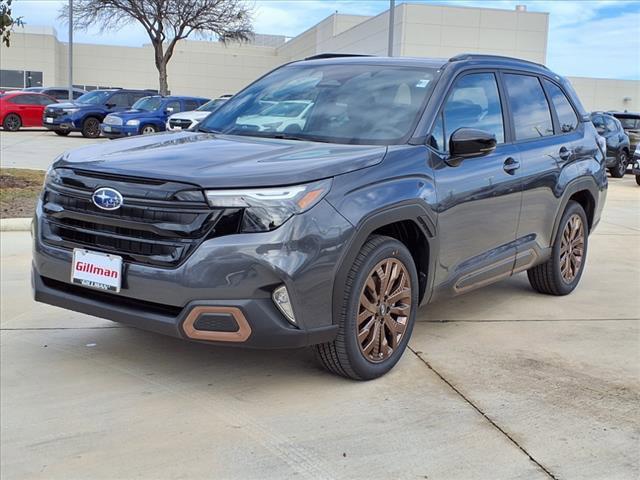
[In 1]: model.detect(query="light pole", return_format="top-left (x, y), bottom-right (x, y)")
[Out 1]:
top-left (68, 0), bottom-right (73, 101)
top-left (387, 0), bottom-right (395, 56)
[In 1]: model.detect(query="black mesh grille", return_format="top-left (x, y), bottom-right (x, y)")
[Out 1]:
top-left (41, 169), bottom-right (241, 267)
top-left (169, 119), bottom-right (194, 129)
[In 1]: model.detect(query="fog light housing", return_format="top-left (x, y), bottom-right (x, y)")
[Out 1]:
top-left (272, 285), bottom-right (296, 325)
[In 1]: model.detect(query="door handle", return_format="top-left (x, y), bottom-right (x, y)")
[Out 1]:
top-left (559, 146), bottom-right (572, 160)
top-left (503, 157), bottom-right (520, 175)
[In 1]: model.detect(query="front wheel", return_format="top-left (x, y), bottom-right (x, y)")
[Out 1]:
top-left (609, 151), bottom-right (628, 178)
top-left (636, 175), bottom-right (640, 186)
top-left (527, 200), bottom-right (588, 295)
top-left (141, 124), bottom-right (158, 135)
top-left (2, 113), bottom-right (21, 131)
top-left (81, 117), bottom-right (101, 138)
top-left (315, 235), bottom-right (418, 380)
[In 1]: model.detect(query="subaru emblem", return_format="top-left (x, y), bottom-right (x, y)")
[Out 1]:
top-left (92, 187), bottom-right (123, 210)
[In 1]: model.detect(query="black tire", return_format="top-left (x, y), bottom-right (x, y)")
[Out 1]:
top-left (315, 235), bottom-right (419, 380)
top-left (140, 124), bottom-right (158, 135)
top-left (609, 150), bottom-right (628, 178)
top-left (527, 200), bottom-right (588, 296)
top-left (636, 175), bottom-right (640, 186)
top-left (54, 130), bottom-right (70, 136)
top-left (2, 113), bottom-right (21, 131)
top-left (81, 117), bottom-right (101, 138)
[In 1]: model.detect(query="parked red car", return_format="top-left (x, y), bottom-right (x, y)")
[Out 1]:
top-left (0, 91), bottom-right (58, 131)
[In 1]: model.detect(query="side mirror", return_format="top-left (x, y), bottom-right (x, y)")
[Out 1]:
top-left (447, 128), bottom-right (497, 166)
top-left (105, 103), bottom-right (116, 109)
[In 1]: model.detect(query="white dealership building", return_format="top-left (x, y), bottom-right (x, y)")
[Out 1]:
top-left (1, 3), bottom-right (638, 111)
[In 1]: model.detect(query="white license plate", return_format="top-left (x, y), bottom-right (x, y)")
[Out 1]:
top-left (46, 117), bottom-right (53, 123)
top-left (71, 249), bottom-right (122, 293)
top-left (173, 126), bottom-right (181, 131)
top-left (103, 125), bottom-right (112, 132)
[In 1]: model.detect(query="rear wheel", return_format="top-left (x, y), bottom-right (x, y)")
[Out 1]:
top-left (54, 130), bottom-right (70, 136)
top-left (141, 124), bottom-right (157, 135)
top-left (636, 175), bottom-right (640, 186)
top-left (315, 235), bottom-right (418, 380)
top-left (609, 150), bottom-right (628, 178)
top-left (81, 117), bottom-right (101, 138)
top-left (527, 201), bottom-right (588, 296)
top-left (2, 113), bottom-right (21, 131)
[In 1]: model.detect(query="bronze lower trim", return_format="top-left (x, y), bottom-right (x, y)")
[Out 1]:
top-left (182, 306), bottom-right (251, 342)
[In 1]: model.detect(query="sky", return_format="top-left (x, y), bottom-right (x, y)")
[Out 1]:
top-left (9, 0), bottom-right (640, 80)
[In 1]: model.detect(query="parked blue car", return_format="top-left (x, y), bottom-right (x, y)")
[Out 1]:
top-left (100, 95), bottom-right (209, 138)
top-left (43, 89), bottom-right (156, 138)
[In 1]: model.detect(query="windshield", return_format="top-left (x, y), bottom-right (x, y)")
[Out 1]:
top-left (198, 63), bottom-right (438, 144)
top-left (76, 90), bottom-right (113, 105)
top-left (617, 117), bottom-right (640, 129)
top-left (132, 96), bottom-right (163, 111)
top-left (197, 98), bottom-right (226, 112)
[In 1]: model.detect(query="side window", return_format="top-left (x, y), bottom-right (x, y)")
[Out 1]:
top-left (73, 91), bottom-right (84, 100)
top-left (429, 113), bottom-right (445, 151)
top-left (442, 72), bottom-right (504, 149)
top-left (37, 95), bottom-right (54, 106)
top-left (109, 92), bottom-right (130, 107)
top-left (166, 100), bottom-right (181, 113)
top-left (504, 73), bottom-right (554, 140)
top-left (16, 94), bottom-right (39, 105)
top-left (183, 100), bottom-right (200, 111)
top-left (604, 117), bottom-right (617, 132)
top-left (50, 90), bottom-right (68, 100)
top-left (543, 79), bottom-right (578, 133)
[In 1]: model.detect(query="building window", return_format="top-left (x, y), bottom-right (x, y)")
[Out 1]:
top-left (0, 69), bottom-right (44, 89)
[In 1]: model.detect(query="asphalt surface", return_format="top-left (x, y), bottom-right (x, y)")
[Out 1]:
top-left (0, 129), bottom-right (639, 479)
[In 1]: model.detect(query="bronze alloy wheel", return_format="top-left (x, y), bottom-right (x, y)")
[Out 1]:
top-left (560, 213), bottom-right (585, 283)
top-left (357, 258), bottom-right (412, 363)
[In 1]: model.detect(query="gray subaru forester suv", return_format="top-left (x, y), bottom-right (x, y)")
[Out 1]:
top-left (33, 54), bottom-right (607, 379)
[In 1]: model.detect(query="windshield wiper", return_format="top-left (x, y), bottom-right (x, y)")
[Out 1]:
top-left (196, 126), bottom-right (221, 133)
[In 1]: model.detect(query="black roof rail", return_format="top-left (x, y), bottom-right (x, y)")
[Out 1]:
top-left (449, 53), bottom-right (549, 70)
top-left (304, 53), bottom-right (373, 61)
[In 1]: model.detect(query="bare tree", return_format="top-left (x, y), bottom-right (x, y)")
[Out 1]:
top-left (60, 0), bottom-right (253, 95)
top-left (1, 0), bottom-right (24, 47)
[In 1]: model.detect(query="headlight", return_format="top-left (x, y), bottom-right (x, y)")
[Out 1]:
top-left (126, 119), bottom-right (140, 126)
top-left (205, 179), bottom-right (332, 232)
top-left (62, 108), bottom-right (79, 114)
top-left (43, 165), bottom-right (61, 188)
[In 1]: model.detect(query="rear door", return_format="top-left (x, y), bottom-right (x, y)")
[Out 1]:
top-left (432, 71), bottom-right (522, 293)
top-left (14, 94), bottom-right (42, 126)
top-left (504, 72), bottom-right (586, 257)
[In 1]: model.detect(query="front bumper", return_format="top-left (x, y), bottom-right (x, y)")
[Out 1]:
top-left (101, 124), bottom-right (139, 138)
top-left (32, 199), bottom-right (352, 348)
top-left (43, 114), bottom-right (76, 131)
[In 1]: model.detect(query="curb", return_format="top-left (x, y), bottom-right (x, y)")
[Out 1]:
top-left (0, 218), bottom-right (32, 232)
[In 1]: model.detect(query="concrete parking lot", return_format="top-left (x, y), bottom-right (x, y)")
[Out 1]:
top-left (0, 129), bottom-right (106, 170)
top-left (1, 129), bottom-right (639, 479)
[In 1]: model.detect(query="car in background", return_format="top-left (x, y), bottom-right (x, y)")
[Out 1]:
top-left (101, 95), bottom-right (209, 138)
top-left (591, 112), bottom-right (630, 178)
top-left (166, 96), bottom-right (231, 131)
top-left (24, 86), bottom-right (87, 101)
top-left (632, 145), bottom-right (640, 186)
top-left (236, 100), bottom-right (313, 132)
top-left (0, 91), bottom-right (58, 131)
top-left (42, 89), bottom-right (156, 138)
top-left (610, 111), bottom-right (640, 153)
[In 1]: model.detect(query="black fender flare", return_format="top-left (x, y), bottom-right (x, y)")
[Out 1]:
top-left (550, 176), bottom-right (600, 242)
top-left (331, 201), bottom-right (437, 324)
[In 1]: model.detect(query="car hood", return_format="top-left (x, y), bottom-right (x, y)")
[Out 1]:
top-left (108, 109), bottom-right (156, 119)
top-left (48, 102), bottom-right (93, 110)
top-left (169, 111), bottom-right (210, 121)
top-left (54, 131), bottom-right (387, 188)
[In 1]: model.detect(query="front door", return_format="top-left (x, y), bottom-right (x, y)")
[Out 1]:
top-left (431, 71), bottom-right (522, 295)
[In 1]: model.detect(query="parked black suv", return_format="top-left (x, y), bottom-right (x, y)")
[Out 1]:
top-left (610, 111), bottom-right (640, 153)
top-left (32, 54), bottom-right (607, 379)
top-left (591, 112), bottom-right (631, 177)
top-left (43, 88), bottom-right (156, 138)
